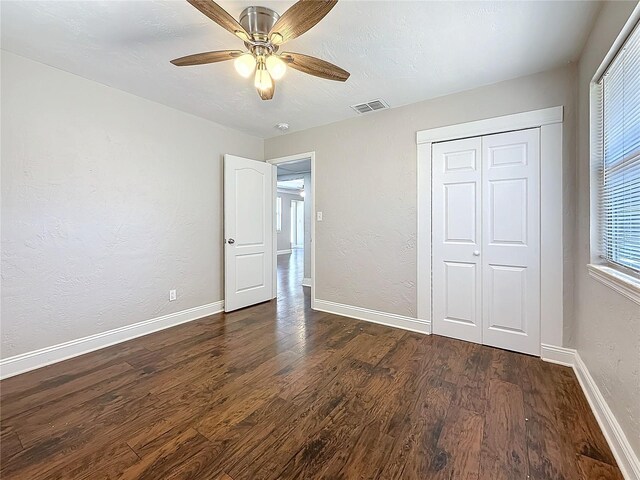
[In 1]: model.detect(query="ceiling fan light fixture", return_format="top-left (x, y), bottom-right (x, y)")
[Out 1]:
top-left (266, 55), bottom-right (287, 80)
top-left (172, 0), bottom-right (349, 100)
top-left (234, 53), bottom-right (256, 78)
top-left (254, 62), bottom-right (273, 92)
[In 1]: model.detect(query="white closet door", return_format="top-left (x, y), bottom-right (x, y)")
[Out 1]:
top-left (482, 129), bottom-right (540, 355)
top-left (432, 137), bottom-right (483, 344)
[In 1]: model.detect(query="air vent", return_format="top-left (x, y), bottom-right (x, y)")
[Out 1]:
top-left (351, 99), bottom-right (389, 114)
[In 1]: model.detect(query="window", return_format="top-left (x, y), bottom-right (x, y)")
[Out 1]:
top-left (276, 196), bottom-right (282, 232)
top-left (595, 20), bottom-right (640, 277)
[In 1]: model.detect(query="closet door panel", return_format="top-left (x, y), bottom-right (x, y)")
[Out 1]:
top-left (432, 137), bottom-right (482, 344)
top-left (482, 128), bottom-right (540, 355)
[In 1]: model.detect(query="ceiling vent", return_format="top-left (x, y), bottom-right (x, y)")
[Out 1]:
top-left (351, 99), bottom-right (389, 114)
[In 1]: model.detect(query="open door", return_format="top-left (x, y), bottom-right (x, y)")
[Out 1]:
top-left (224, 154), bottom-right (275, 312)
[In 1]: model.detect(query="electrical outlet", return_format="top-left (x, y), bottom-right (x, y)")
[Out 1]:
top-left (169, 289), bottom-right (177, 301)
top-left (316, 211), bottom-right (323, 221)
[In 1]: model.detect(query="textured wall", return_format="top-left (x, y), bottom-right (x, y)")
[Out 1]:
top-left (265, 65), bottom-right (577, 323)
top-left (574, 0), bottom-right (640, 457)
top-left (0, 51), bottom-right (263, 358)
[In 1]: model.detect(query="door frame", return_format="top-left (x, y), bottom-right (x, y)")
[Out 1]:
top-left (416, 106), bottom-right (564, 351)
top-left (267, 151), bottom-right (316, 308)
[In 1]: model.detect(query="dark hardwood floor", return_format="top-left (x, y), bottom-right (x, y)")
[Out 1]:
top-left (0, 249), bottom-right (622, 479)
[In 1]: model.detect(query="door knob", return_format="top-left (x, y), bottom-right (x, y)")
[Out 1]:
top-left (473, 250), bottom-right (480, 256)
top-left (228, 238), bottom-right (235, 244)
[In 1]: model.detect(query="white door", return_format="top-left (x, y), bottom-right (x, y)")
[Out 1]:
top-left (431, 129), bottom-right (541, 356)
top-left (432, 137), bottom-right (483, 344)
top-left (224, 154), bottom-right (275, 312)
top-left (482, 129), bottom-right (540, 355)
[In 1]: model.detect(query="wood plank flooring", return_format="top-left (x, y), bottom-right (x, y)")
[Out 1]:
top-left (0, 250), bottom-right (622, 479)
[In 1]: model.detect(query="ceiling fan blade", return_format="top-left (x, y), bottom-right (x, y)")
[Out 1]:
top-left (281, 52), bottom-right (349, 82)
top-left (269, 0), bottom-right (338, 45)
top-left (186, 0), bottom-right (251, 42)
top-left (171, 50), bottom-right (242, 66)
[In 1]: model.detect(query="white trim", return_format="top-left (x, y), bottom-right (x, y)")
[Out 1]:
top-left (272, 164), bottom-right (278, 299)
top-left (541, 347), bottom-right (640, 480)
top-left (0, 301), bottom-right (224, 380)
top-left (416, 142), bottom-right (433, 331)
top-left (416, 106), bottom-right (563, 144)
top-left (540, 343), bottom-right (576, 367)
top-left (302, 277), bottom-right (312, 287)
top-left (277, 249), bottom-right (292, 255)
top-left (314, 299), bottom-right (430, 335)
top-left (267, 151), bottom-right (316, 309)
top-left (540, 123), bottom-right (564, 346)
top-left (587, 264), bottom-right (640, 306)
top-left (268, 151), bottom-right (313, 165)
top-left (417, 106), bottom-right (565, 348)
top-left (277, 187), bottom-right (303, 196)
top-left (574, 353), bottom-right (640, 480)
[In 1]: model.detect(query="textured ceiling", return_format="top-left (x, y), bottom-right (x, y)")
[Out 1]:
top-left (1, 0), bottom-right (600, 138)
top-left (277, 159), bottom-right (311, 177)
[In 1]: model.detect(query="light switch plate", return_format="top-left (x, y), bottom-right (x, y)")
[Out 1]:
top-left (316, 211), bottom-right (323, 221)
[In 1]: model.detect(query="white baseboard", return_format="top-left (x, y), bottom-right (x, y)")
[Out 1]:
top-left (0, 301), bottom-right (224, 380)
top-left (277, 249), bottom-right (292, 255)
top-left (302, 278), bottom-right (312, 287)
top-left (540, 343), bottom-right (577, 367)
top-left (573, 352), bottom-right (640, 480)
top-left (313, 299), bottom-right (430, 335)
top-left (541, 345), bottom-right (640, 480)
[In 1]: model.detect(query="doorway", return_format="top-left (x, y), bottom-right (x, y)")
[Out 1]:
top-left (268, 152), bottom-right (316, 307)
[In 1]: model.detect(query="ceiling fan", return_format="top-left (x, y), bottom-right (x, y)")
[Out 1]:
top-left (171, 0), bottom-right (350, 100)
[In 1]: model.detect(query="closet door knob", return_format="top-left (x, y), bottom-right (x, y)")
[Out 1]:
top-left (473, 250), bottom-right (480, 256)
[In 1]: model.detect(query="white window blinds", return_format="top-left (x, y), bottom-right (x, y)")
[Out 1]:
top-left (598, 20), bottom-right (640, 274)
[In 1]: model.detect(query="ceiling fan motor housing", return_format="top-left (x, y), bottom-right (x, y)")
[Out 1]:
top-left (239, 6), bottom-right (280, 43)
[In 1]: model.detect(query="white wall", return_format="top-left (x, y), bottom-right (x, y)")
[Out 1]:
top-left (265, 65), bottom-right (577, 331)
top-left (0, 51), bottom-right (263, 358)
top-left (575, 1), bottom-right (640, 458)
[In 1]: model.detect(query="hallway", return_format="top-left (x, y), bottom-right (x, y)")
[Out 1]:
top-left (276, 248), bottom-right (309, 315)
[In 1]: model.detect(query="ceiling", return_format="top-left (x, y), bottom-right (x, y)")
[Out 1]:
top-left (1, 1), bottom-right (600, 138)
top-left (277, 159), bottom-right (311, 178)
